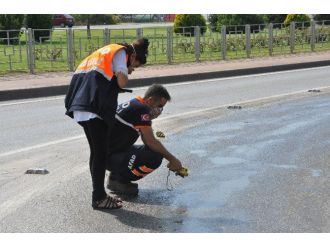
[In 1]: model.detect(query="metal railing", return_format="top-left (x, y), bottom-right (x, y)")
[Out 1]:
top-left (0, 20), bottom-right (330, 74)
top-left (0, 29), bottom-right (27, 72)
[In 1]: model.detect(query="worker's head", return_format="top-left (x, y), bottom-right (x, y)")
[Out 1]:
top-left (119, 38), bottom-right (149, 74)
top-left (143, 84), bottom-right (171, 119)
top-left (131, 38), bottom-right (149, 65)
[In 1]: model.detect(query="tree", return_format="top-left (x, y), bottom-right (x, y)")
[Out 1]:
top-left (0, 14), bottom-right (24, 44)
top-left (216, 14), bottom-right (265, 33)
top-left (208, 14), bottom-right (219, 31)
top-left (284, 14), bottom-right (310, 26)
top-left (173, 14), bottom-right (207, 36)
top-left (26, 14), bottom-right (53, 42)
top-left (263, 14), bottom-right (287, 23)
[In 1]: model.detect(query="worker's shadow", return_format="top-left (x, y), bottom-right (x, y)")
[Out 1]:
top-left (98, 189), bottom-right (172, 231)
top-left (105, 208), bottom-right (165, 231)
top-left (110, 188), bottom-right (174, 206)
top-left (100, 191), bottom-right (248, 232)
top-left (99, 208), bottom-right (248, 232)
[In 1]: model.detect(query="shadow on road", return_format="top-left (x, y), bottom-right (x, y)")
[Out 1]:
top-left (99, 208), bottom-right (164, 231)
top-left (110, 188), bottom-right (173, 206)
top-left (98, 207), bottom-right (249, 232)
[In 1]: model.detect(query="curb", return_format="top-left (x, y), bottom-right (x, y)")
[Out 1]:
top-left (1, 59), bottom-right (330, 102)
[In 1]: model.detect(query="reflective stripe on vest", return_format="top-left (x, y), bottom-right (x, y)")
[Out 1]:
top-left (131, 169), bottom-right (146, 177)
top-left (139, 165), bottom-right (154, 173)
top-left (74, 44), bottom-right (127, 81)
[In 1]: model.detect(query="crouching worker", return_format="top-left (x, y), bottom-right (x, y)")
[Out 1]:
top-left (106, 84), bottom-right (183, 196)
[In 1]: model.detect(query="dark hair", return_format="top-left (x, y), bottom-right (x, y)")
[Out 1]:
top-left (144, 84), bottom-right (171, 101)
top-left (118, 38), bottom-right (149, 65)
top-left (132, 38), bottom-right (149, 65)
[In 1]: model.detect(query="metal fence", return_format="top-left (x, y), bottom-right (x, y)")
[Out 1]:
top-left (1, 20), bottom-right (330, 74)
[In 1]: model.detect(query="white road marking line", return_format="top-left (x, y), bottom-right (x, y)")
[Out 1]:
top-left (0, 96), bottom-right (66, 107)
top-left (1, 86), bottom-right (329, 158)
top-left (0, 135), bottom-right (84, 158)
top-left (157, 65), bottom-right (330, 89)
top-left (1, 65), bottom-right (329, 107)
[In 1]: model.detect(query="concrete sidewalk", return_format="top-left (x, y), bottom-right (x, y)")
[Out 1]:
top-left (1, 51), bottom-right (330, 101)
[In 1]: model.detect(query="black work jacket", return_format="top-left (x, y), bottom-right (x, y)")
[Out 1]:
top-left (64, 70), bottom-right (120, 126)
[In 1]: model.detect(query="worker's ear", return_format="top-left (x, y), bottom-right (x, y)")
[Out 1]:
top-left (147, 97), bottom-right (159, 107)
top-left (145, 97), bottom-right (153, 104)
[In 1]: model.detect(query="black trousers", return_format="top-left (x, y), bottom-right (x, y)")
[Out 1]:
top-left (79, 118), bottom-right (112, 202)
top-left (108, 145), bottom-right (163, 183)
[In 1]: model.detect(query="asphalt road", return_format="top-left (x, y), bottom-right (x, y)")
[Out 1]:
top-left (0, 67), bottom-right (330, 232)
top-left (162, 93), bottom-right (330, 232)
top-left (1, 66), bottom-right (330, 155)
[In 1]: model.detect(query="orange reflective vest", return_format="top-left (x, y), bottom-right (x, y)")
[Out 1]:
top-left (75, 44), bottom-right (128, 81)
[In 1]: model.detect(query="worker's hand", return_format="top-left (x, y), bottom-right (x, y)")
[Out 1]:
top-left (167, 158), bottom-right (183, 172)
top-left (116, 72), bottom-right (128, 88)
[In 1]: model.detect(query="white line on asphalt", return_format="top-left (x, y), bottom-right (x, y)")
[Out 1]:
top-left (159, 65), bottom-right (330, 89)
top-left (1, 86), bottom-right (330, 158)
top-left (0, 135), bottom-right (84, 158)
top-left (1, 65), bottom-right (330, 107)
top-left (0, 96), bottom-right (66, 107)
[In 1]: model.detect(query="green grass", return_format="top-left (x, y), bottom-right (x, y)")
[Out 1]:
top-left (1, 26), bottom-right (330, 75)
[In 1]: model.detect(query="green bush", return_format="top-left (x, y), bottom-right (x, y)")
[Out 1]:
top-left (284, 14), bottom-right (310, 26)
top-left (215, 14), bottom-right (265, 33)
top-left (0, 14), bottom-right (24, 44)
top-left (26, 14), bottom-right (52, 43)
top-left (174, 14), bottom-right (206, 36)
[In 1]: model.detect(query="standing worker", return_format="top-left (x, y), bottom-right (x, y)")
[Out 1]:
top-left (65, 38), bottom-right (149, 210)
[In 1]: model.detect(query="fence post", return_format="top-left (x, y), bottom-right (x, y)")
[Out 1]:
top-left (167, 26), bottom-right (173, 64)
top-left (136, 28), bottom-right (143, 39)
top-left (290, 21), bottom-right (295, 54)
top-left (104, 28), bottom-right (110, 45)
top-left (194, 26), bottom-right (201, 62)
top-left (27, 28), bottom-right (35, 74)
top-left (268, 23), bottom-right (273, 56)
top-left (8, 55), bottom-right (12, 71)
top-left (245, 24), bottom-right (251, 58)
top-left (311, 20), bottom-right (316, 52)
top-left (221, 25), bottom-right (226, 60)
top-left (6, 30), bottom-right (10, 46)
top-left (67, 27), bottom-right (75, 72)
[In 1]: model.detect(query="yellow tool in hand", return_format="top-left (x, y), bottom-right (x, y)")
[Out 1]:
top-left (166, 166), bottom-right (189, 191)
top-left (175, 167), bottom-right (189, 178)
